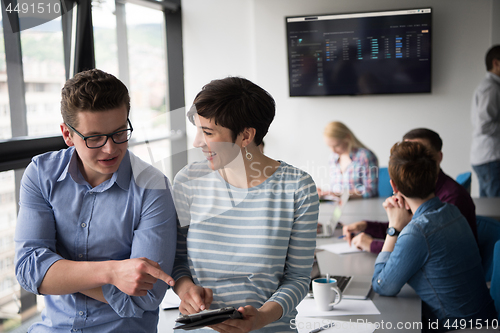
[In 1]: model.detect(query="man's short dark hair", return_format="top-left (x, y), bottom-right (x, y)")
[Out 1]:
top-left (188, 77), bottom-right (275, 146)
top-left (389, 141), bottom-right (438, 199)
top-left (486, 45), bottom-right (500, 71)
top-left (403, 128), bottom-right (443, 152)
top-left (61, 69), bottom-right (130, 128)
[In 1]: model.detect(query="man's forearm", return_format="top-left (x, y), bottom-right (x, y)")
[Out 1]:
top-left (39, 260), bottom-right (112, 295)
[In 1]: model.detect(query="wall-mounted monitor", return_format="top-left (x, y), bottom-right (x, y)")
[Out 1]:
top-left (286, 8), bottom-right (432, 96)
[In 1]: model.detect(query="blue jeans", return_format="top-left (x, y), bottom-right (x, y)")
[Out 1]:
top-left (473, 160), bottom-right (500, 197)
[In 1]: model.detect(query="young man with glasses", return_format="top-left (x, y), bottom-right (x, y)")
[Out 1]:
top-left (15, 69), bottom-right (177, 332)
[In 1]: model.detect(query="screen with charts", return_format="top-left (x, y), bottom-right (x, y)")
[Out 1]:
top-left (286, 8), bottom-right (432, 96)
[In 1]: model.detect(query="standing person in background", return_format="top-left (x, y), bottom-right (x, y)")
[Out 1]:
top-left (471, 45), bottom-right (500, 197)
top-left (318, 121), bottom-right (378, 199)
top-left (344, 128), bottom-right (477, 253)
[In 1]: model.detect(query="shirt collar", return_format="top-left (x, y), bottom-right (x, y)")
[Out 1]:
top-left (115, 151), bottom-right (131, 191)
top-left (332, 147), bottom-right (359, 162)
top-left (57, 147), bottom-right (81, 183)
top-left (412, 196), bottom-right (443, 219)
top-left (487, 71), bottom-right (500, 84)
top-left (57, 147), bottom-right (130, 191)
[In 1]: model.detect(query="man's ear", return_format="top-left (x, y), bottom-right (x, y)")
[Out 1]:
top-left (494, 58), bottom-right (500, 69)
top-left (492, 58), bottom-right (500, 75)
top-left (437, 151), bottom-right (443, 165)
top-left (60, 123), bottom-right (74, 147)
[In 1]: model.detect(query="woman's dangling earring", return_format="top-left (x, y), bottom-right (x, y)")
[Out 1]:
top-left (244, 146), bottom-right (253, 161)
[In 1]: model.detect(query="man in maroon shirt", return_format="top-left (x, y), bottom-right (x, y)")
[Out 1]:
top-left (343, 128), bottom-right (477, 253)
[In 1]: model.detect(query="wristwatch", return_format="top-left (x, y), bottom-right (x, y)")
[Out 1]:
top-left (386, 227), bottom-right (400, 237)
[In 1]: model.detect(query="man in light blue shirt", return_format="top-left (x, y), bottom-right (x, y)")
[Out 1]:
top-left (471, 45), bottom-right (500, 197)
top-left (15, 69), bottom-right (177, 332)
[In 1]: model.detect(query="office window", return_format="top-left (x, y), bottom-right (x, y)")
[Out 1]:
top-left (0, 170), bottom-right (21, 329)
top-left (0, 9), bottom-right (11, 140)
top-left (20, 18), bottom-right (66, 137)
top-left (92, 1), bottom-right (172, 178)
top-left (92, 0), bottom-right (119, 77)
top-left (124, 3), bottom-right (172, 179)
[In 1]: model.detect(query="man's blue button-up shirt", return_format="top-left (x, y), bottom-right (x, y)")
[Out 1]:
top-left (15, 147), bottom-right (177, 332)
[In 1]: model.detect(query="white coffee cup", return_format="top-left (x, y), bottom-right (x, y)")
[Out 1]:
top-left (312, 277), bottom-right (343, 311)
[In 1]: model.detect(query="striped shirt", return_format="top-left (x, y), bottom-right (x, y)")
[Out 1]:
top-left (172, 161), bottom-right (319, 332)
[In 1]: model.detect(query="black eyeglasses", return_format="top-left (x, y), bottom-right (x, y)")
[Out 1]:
top-left (66, 119), bottom-right (134, 149)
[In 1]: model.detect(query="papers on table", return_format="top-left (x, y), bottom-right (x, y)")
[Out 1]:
top-left (161, 288), bottom-right (181, 310)
top-left (294, 318), bottom-right (377, 333)
top-left (295, 318), bottom-right (376, 333)
top-left (318, 242), bottom-right (363, 255)
top-left (297, 298), bottom-right (380, 317)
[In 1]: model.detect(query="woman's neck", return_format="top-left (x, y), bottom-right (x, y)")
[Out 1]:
top-left (218, 148), bottom-right (280, 189)
top-left (405, 193), bottom-right (436, 214)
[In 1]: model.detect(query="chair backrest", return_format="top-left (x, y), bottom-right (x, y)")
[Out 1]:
top-left (477, 215), bottom-right (500, 281)
top-left (378, 167), bottom-right (392, 197)
top-left (456, 171), bottom-right (472, 194)
top-left (490, 240), bottom-right (500, 320)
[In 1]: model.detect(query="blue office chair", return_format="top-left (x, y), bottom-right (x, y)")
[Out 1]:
top-left (477, 215), bottom-right (500, 282)
top-left (378, 167), bottom-right (392, 197)
top-left (456, 171), bottom-right (472, 194)
top-left (490, 240), bottom-right (500, 320)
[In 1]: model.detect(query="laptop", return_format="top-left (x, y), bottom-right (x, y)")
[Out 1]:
top-left (331, 274), bottom-right (373, 300)
top-left (316, 190), bottom-right (349, 238)
top-left (309, 260), bottom-right (373, 300)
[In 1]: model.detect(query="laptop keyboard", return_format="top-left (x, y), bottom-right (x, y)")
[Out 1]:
top-left (332, 275), bottom-right (352, 292)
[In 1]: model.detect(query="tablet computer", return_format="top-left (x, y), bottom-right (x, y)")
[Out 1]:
top-left (174, 307), bottom-right (243, 330)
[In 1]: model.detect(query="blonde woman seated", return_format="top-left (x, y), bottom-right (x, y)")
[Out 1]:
top-left (318, 121), bottom-right (378, 199)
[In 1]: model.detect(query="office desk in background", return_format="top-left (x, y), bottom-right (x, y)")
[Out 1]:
top-left (339, 197), bottom-right (500, 223)
top-left (472, 197), bottom-right (500, 220)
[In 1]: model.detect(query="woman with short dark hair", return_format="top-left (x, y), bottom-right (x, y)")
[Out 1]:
top-left (172, 77), bottom-right (319, 332)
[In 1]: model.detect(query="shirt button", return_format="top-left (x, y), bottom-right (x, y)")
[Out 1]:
top-left (377, 279), bottom-right (382, 284)
top-left (79, 311), bottom-right (84, 316)
top-left (81, 223), bottom-right (86, 228)
top-left (78, 254), bottom-right (83, 258)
